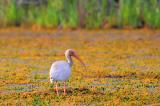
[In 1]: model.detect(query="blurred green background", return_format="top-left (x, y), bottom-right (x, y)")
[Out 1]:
top-left (0, 0), bottom-right (160, 29)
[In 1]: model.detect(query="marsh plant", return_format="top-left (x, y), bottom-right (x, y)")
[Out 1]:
top-left (0, 0), bottom-right (160, 28)
top-left (0, 30), bottom-right (160, 105)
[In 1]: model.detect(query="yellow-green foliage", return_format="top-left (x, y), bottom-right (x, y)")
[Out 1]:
top-left (1, 0), bottom-right (160, 28)
top-left (0, 29), bottom-right (160, 105)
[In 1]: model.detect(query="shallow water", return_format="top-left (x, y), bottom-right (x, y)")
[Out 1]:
top-left (1, 83), bottom-right (47, 94)
top-left (0, 30), bottom-right (160, 105)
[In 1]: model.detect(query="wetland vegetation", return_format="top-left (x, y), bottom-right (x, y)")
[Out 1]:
top-left (0, 29), bottom-right (160, 105)
top-left (0, 0), bottom-right (160, 29)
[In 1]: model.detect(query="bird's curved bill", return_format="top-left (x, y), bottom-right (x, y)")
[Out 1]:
top-left (73, 53), bottom-right (87, 71)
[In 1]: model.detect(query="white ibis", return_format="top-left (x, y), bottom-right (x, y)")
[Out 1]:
top-left (49, 49), bottom-right (86, 95)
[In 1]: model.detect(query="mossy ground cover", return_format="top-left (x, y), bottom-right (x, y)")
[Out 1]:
top-left (0, 29), bottom-right (160, 105)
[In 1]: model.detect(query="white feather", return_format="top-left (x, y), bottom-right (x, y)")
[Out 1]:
top-left (50, 60), bottom-right (71, 83)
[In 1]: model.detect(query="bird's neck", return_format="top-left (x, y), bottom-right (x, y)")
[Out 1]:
top-left (66, 55), bottom-right (73, 66)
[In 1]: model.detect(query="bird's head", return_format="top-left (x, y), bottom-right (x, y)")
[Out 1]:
top-left (65, 49), bottom-right (87, 71)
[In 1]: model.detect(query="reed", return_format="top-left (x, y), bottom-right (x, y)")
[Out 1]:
top-left (27, 0), bottom-right (63, 28)
top-left (4, 0), bottom-right (24, 26)
top-left (84, 0), bottom-right (107, 28)
top-left (143, 0), bottom-right (160, 28)
top-left (60, 0), bottom-right (79, 29)
top-left (0, 0), bottom-right (160, 29)
top-left (117, 0), bottom-right (141, 28)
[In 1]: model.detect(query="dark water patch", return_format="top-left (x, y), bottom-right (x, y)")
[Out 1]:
top-left (106, 75), bottom-right (126, 78)
top-left (1, 83), bottom-right (45, 94)
top-left (66, 87), bottom-right (105, 95)
top-left (0, 57), bottom-right (31, 64)
top-left (91, 83), bottom-right (110, 87)
top-left (104, 65), bottom-right (117, 71)
top-left (131, 65), bottom-right (149, 71)
top-left (34, 79), bottom-right (49, 83)
top-left (0, 90), bottom-right (14, 95)
top-left (69, 87), bottom-right (90, 94)
top-left (127, 55), bottom-right (160, 60)
top-left (105, 74), bottom-right (137, 78)
top-left (1, 30), bottom-right (158, 41)
top-left (32, 70), bottom-right (48, 75)
top-left (0, 84), bottom-right (33, 94)
top-left (31, 70), bottom-right (49, 83)
top-left (6, 84), bottom-right (35, 92)
top-left (146, 84), bottom-right (158, 93)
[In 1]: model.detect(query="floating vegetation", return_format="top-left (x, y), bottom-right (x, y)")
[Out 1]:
top-left (0, 29), bottom-right (160, 105)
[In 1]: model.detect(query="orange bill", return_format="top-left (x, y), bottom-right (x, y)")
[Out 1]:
top-left (73, 53), bottom-right (87, 71)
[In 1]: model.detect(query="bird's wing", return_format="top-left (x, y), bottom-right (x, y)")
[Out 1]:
top-left (50, 61), bottom-right (70, 81)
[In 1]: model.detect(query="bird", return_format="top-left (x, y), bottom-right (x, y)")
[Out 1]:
top-left (49, 49), bottom-right (86, 95)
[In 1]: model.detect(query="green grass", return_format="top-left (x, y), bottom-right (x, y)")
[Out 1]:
top-left (32, 96), bottom-right (51, 106)
top-left (143, 0), bottom-right (160, 28)
top-left (0, 0), bottom-right (160, 28)
top-left (83, 0), bottom-right (107, 29)
top-left (60, 0), bottom-right (79, 29)
top-left (117, 0), bottom-right (141, 28)
top-left (4, 0), bottom-right (25, 26)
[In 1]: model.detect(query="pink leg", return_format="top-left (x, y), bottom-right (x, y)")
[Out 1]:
top-left (55, 82), bottom-right (59, 95)
top-left (63, 82), bottom-right (66, 95)
top-left (53, 82), bottom-right (56, 92)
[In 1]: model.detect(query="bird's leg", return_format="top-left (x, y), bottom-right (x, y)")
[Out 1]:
top-left (54, 82), bottom-right (56, 92)
top-left (55, 81), bottom-right (59, 95)
top-left (63, 81), bottom-right (66, 95)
